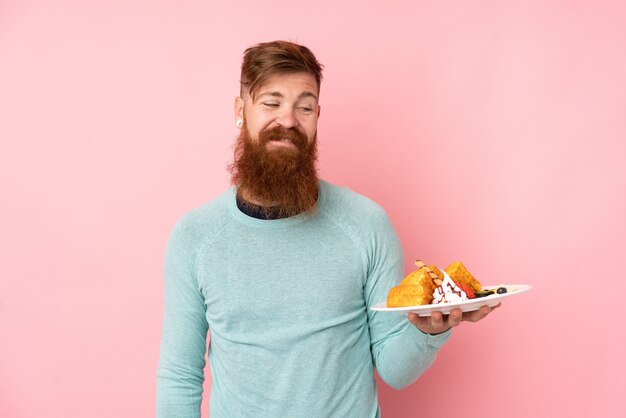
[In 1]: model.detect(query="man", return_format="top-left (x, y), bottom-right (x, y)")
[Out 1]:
top-left (156, 40), bottom-right (496, 418)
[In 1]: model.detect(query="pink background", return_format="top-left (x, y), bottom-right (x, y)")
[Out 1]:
top-left (1, 1), bottom-right (625, 417)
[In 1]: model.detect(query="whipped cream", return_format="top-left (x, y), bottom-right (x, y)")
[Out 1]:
top-left (432, 272), bottom-right (468, 304)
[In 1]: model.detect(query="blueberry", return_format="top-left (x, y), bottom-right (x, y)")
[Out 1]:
top-left (496, 287), bottom-right (507, 294)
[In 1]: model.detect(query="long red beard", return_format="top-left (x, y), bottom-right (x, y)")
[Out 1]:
top-left (229, 123), bottom-right (319, 218)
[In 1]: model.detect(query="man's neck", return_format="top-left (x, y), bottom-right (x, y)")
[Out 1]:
top-left (236, 195), bottom-right (286, 220)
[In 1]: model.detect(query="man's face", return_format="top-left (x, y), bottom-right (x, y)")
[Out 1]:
top-left (230, 72), bottom-right (321, 217)
top-left (235, 72), bottom-right (320, 150)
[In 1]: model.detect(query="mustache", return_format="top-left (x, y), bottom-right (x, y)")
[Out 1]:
top-left (257, 126), bottom-right (309, 149)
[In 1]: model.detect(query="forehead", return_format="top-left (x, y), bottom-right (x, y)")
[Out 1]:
top-left (252, 72), bottom-right (319, 101)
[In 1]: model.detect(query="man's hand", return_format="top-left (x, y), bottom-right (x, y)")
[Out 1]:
top-left (407, 303), bottom-right (500, 335)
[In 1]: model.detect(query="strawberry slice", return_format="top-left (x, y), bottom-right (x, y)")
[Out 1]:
top-left (457, 282), bottom-right (476, 299)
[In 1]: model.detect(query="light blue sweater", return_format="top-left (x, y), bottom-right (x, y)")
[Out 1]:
top-left (156, 180), bottom-right (450, 417)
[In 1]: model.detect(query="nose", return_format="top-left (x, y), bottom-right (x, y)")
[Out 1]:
top-left (276, 108), bottom-right (299, 129)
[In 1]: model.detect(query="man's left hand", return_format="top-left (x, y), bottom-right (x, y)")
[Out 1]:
top-left (407, 303), bottom-right (500, 335)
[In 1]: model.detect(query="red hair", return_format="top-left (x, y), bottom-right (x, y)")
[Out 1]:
top-left (240, 40), bottom-right (324, 100)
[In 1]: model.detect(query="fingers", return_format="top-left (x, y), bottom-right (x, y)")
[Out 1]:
top-left (448, 308), bottom-right (462, 328)
top-left (409, 310), bottom-right (462, 329)
top-left (407, 313), bottom-right (420, 325)
top-left (463, 303), bottom-right (501, 322)
top-left (431, 311), bottom-right (444, 328)
top-left (407, 312), bottom-right (440, 330)
top-left (408, 311), bottom-right (453, 335)
top-left (407, 312), bottom-right (424, 325)
top-left (409, 303), bottom-right (501, 333)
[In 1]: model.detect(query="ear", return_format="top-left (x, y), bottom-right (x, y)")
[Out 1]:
top-left (234, 96), bottom-right (244, 126)
top-left (317, 105), bottom-right (321, 119)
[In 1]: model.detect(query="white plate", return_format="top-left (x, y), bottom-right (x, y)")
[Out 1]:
top-left (370, 284), bottom-right (532, 316)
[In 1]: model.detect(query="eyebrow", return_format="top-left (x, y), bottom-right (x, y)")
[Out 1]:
top-left (256, 91), bottom-right (318, 101)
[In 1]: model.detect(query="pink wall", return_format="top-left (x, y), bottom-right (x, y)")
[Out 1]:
top-left (1, 1), bottom-right (625, 417)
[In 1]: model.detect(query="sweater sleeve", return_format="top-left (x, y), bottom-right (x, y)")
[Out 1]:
top-left (156, 219), bottom-right (209, 417)
top-left (363, 209), bottom-right (451, 390)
